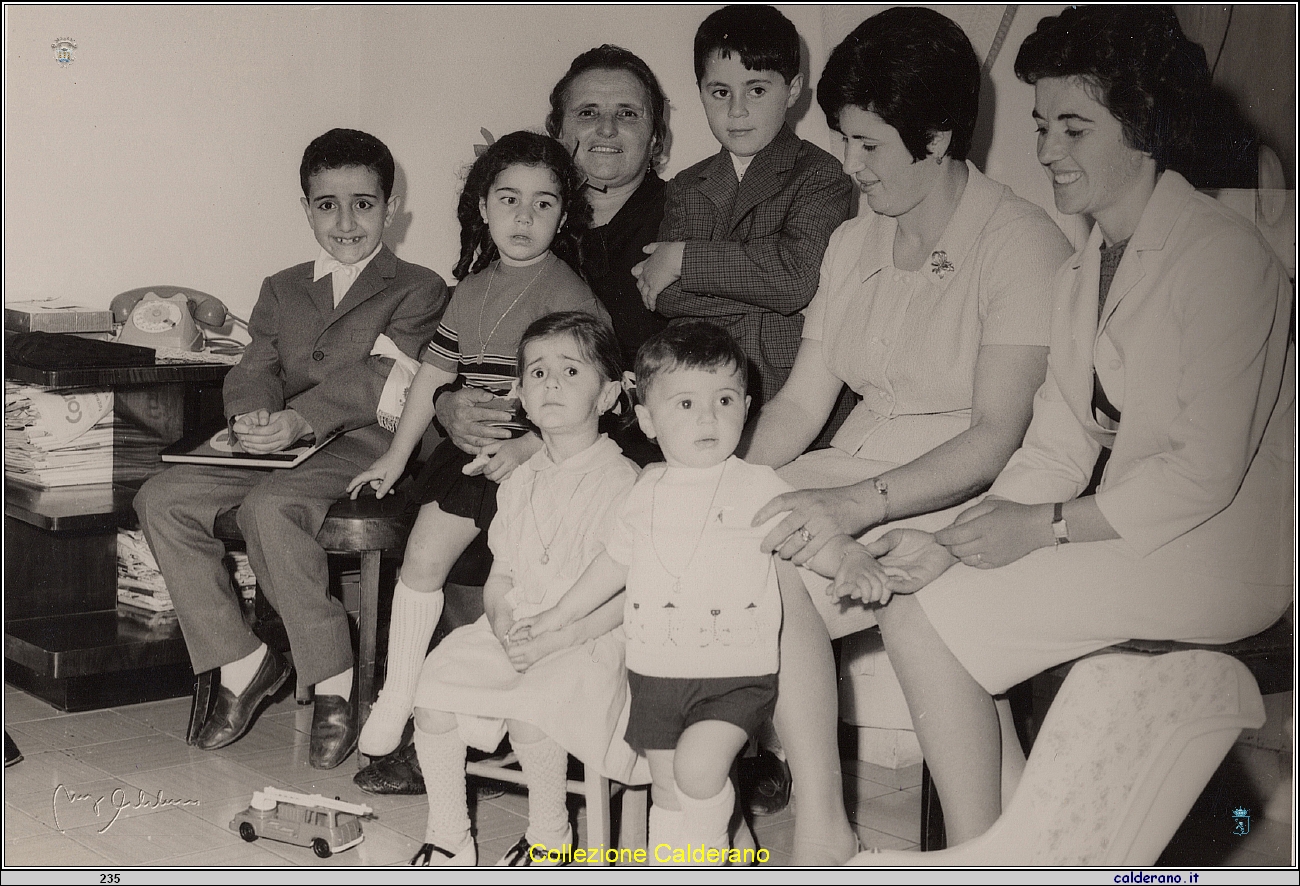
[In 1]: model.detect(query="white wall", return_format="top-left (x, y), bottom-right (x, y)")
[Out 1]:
top-left (5, 4), bottom-right (1068, 326)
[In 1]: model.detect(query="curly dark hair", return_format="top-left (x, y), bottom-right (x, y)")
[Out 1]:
top-left (546, 45), bottom-right (669, 172)
top-left (454, 131), bottom-right (592, 281)
top-left (300, 128), bottom-right (395, 202)
top-left (1014, 5), bottom-right (1210, 173)
top-left (816, 7), bottom-right (980, 162)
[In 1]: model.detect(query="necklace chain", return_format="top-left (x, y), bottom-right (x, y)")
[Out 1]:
top-left (648, 460), bottom-right (728, 593)
top-left (529, 464), bottom-right (587, 565)
top-left (475, 255), bottom-right (552, 366)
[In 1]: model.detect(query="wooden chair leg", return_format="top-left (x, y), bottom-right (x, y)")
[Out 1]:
top-left (356, 549), bottom-right (381, 767)
top-left (618, 784), bottom-right (649, 857)
top-left (585, 768), bottom-right (612, 865)
top-left (188, 670), bottom-right (216, 745)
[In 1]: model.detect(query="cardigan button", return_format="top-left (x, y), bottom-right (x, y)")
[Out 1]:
top-left (312, 350), bottom-right (325, 361)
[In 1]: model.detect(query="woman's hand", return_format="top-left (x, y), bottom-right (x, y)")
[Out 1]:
top-left (489, 606), bottom-right (516, 652)
top-left (865, 529), bottom-right (958, 594)
top-left (755, 485), bottom-right (879, 565)
top-left (482, 434), bottom-right (542, 484)
top-left (346, 451), bottom-right (406, 499)
top-left (934, 499), bottom-right (1053, 569)
top-left (437, 387), bottom-right (514, 454)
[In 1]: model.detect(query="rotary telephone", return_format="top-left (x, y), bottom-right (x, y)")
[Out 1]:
top-left (111, 287), bottom-right (235, 351)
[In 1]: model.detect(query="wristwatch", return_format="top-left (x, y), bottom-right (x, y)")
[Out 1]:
top-left (870, 477), bottom-right (889, 523)
top-left (1051, 501), bottom-right (1070, 546)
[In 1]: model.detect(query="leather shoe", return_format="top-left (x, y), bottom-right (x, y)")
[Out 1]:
top-left (195, 650), bottom-right (290, 751)
top-left (310, 694), bottom-right (358, 770)
top-left (738, 749), bottom-right (792, 816)
top-left (354, 740), bottom-right (425, 794)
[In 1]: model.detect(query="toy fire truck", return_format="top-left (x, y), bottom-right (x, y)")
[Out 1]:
top-left (230, 787), bottom-right (374, 858)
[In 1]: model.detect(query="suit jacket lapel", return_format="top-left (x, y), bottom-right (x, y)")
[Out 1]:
top-left (693, 150), bottom-right (739, 234)
top-left (328, 245), bottom-right (395, 327)
top-left (1098, 172), bottom-right (1186, 334)
top-left (729, 125), bottom-right (800, 231)
top-left (308, 271), bottom-right (335, 319)
top-left (1060, 232), bottom-right (1108, 437)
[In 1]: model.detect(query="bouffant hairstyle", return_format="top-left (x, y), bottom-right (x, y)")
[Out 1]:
top-left (300, 128), bottom-right (395, 202)
top-left (693, 5), bottom-right (801, 87)
top-left (454, 131), bottom-right (592, 281)
top-left (1014, 5), bottom-right (1210, 173)
top-left (817, 7), bottom-right (980, 162)
top-left (546, 45), bottom-right (669, 171)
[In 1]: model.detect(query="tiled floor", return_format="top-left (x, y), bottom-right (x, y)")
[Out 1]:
top-left (3, 683), bottom-right (913, 868)
top-left (3, 682), bottom-right (1292, 868)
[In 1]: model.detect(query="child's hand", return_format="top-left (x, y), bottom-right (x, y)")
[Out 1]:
top-left (346, 451), bottom-right (405, 499)
top-left (460, 442), bottom-right (500, 476)
top-left (505, 625), bottom-right (569, 673)
top-left (233, 408), bottom-right (313, 454)
top-left (482, 435), bottom-right (542, 484)
top-left (632, 241), bottom-right (685, 311)
top-left (829, 541), bottom-right (901, 606)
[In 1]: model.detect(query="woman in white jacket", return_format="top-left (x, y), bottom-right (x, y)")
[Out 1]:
top-left (867, 5), bottom-right (1294, 846)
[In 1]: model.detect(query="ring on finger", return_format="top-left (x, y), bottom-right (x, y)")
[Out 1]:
top-left (798, 528), bottom-right (813, 544)
top-left (975, 553), bottom-right (984, 565)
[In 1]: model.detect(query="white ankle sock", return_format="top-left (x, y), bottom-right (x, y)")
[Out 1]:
top-left (315, 667), bottom-right (352, 700)
top-left (648, 803), bottom-right (684, 866)
top-left (676, 781), bottom-right (733, 866)
top-left (220, 644), bottom-right (268, 695)
top-left (359, 580), bottom-right (443, 755)
top-left (513, 733), bottom-right (570, 847)
top-left (413, 721), bottom-right (472, 851)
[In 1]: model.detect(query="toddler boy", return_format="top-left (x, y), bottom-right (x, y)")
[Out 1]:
top-left (135, 129), bottom-right (447, 769)
top-left (519, 321), bottom-right (887, 863)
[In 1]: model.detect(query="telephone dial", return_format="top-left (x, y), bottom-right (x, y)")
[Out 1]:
top-left (111, 287), bottom-right (241, 352)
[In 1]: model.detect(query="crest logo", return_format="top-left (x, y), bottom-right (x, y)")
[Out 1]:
top-left (52, 37), bottom-right (77, 67)
top-left (1232, 806), bottom-right (1251, 836)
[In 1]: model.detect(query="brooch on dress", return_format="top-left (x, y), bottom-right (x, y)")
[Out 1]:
top-left (930, 250), bottom-right (955, 280)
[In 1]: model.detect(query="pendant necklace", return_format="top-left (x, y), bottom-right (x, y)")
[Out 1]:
top-left (648, 460), bottom-right (728, 593)
top-left (475, 254), bottom-right (552, 366)
top-left (529, 466), bottom-right (587, 565)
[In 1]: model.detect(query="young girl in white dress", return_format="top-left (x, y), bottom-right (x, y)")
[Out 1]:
top-left (346, 132), bottom-right (609, 758)
top-left (407, 311), bottom-right (646, 866)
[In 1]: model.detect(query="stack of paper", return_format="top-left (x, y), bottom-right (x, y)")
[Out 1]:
top-left (5, 382), bottom-right (114, 487)
top-left (116, 528), bottom-right (174, 613)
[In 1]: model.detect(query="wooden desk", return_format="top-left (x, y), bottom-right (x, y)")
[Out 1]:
top-left (4, 358), bottom-right (229, 710)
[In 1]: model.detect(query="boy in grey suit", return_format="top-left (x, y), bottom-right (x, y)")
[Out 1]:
top-left (135, 129), bottom-right (447, 768)
top-left (633, 5), bottom-right (852, 410)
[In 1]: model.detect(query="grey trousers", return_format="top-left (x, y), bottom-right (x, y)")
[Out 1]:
top-left (134, 451), bottom-right (364, 687)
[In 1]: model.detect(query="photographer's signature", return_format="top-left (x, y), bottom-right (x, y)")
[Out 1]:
top-left (52, 783), bottom-right (199, 833)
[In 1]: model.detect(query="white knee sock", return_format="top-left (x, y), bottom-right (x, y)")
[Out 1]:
top-left (512, 733), bottom-right (571, 847)
top-left (676, 781), bottom-right (733, 866)
top-left (413, 721), bottom-right (472, 852)
top-left (359, 579), bottom-right (443, 755)
top-left (220, 643), bottom-right (268, 695)
top-left (648, 803), bottom-right (684, 867)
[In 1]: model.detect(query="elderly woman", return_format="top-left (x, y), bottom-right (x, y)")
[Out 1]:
top-left (741, 8), bottom-right (1073, 863)
top-left (869, 5), bottom-right (1294, 845)
top-left (438, 45), bottom-right (669, 462)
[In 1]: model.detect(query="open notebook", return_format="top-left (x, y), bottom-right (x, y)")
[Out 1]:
top-left (161, 425), bottom-right (337, 469)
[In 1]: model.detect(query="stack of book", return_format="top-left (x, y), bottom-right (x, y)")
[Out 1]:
top-left (4, 381), bottom-right (114, 487)
top-left (116, 528), bottom-right (173, 613)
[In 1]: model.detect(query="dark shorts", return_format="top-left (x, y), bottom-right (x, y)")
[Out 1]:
top-left (624, 671), bottom-right (778, 751)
